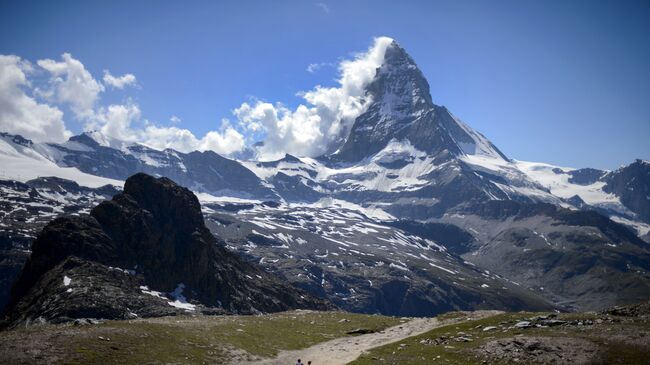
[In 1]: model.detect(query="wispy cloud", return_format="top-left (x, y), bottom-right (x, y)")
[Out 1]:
top-left (316, 2), bottom-right (330, 14)
top-left (306, 62), bottom-right (335, 73)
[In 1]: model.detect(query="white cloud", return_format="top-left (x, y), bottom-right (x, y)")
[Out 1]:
top-left (79, 100), bottom-right (244, 155)
top-left (234, 36), bottom-right (394, 160)
top-left (94, 103), bottom-right (142, 143)
top-left (141, 123), bottom-right (245, 156)
top-left (0, 55), bottom-right (71, 142)
top-left (169, 115), bottom-right (181, 124)
top-left (103, 70), bottom-right (137, 89)
top-left (37, 53), bottom-right (105, 120)
top-left (84, 102), bottom-right (245, 156)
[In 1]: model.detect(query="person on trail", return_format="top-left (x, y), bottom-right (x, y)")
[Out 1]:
top-left (296, 359), bottom-right (302, 365)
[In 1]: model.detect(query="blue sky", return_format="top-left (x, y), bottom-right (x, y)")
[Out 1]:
top-left (0, 0), bottom-right (648, 169)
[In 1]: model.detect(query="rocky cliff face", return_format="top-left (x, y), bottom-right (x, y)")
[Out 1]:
top-left (2, 173), bottom-right (328, 327)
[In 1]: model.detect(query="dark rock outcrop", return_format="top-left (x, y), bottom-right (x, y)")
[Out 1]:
top-left (2, 173), bottom-right (328, 327)
top-left (0, 177), bottom-right (118, 314)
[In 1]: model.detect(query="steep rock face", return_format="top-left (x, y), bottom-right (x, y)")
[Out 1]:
top-left (603, 160), bottom-right (650, 224)
top-left (3, 173), bottom-right (328, 327)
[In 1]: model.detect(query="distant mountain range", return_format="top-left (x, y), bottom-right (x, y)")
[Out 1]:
top-left (1, 40), bottom-right (649, 320)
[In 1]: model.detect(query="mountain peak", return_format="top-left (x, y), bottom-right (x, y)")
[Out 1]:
top-left (69, 131), bottom-right (131, 150)
top-left (381, 40), bottom-right (418, 71)
top-left (329, 41), bottom-right (506, 163)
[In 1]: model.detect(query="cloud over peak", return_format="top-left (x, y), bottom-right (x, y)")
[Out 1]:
top-left (235, 36), bottom-right (394, 160)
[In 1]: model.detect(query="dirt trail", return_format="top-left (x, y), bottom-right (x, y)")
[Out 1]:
top-left (248, 310), bottom-right (501, 365)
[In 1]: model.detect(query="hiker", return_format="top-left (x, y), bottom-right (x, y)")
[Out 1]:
top-left (296, 359), bottom-right (302, 365)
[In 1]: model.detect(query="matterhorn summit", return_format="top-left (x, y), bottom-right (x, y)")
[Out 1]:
top-left (331, 40), bottom-right (507, 163)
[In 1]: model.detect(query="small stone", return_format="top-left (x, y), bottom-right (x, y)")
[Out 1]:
top-left (514, 321), bottom-right (531, 328)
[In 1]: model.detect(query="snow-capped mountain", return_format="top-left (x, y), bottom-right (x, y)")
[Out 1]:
top-left (1, 40), bottom-right (649, 315)
top-left (331, 41), bottom-right (506, 163)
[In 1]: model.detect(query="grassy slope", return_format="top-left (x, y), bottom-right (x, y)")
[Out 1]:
top-left (351, 312), bottom-right (650, 365)
top-left (0, 310), bottom-right (400, 364)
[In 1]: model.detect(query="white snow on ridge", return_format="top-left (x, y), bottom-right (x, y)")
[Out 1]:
top-left (85, 131), bottom-right (133, 151)
top-left (0, 137), bottom-right (123, 188)
top-left (371, 139), bottom-right (426, 163)
top-left (461, 154), bottom-right (563, 203)
top-left (239, 140), bottom-right (438, 194)
top-left (299, 198), bottom-right (395, 221)
top-left (610, 216), bottom-right (650, 236)
top-left (450, 113), bottom-right (505, 160)
top-left (240, 159), bottom-right (316, 181)
top-left (460, 154), bottom-right (625, 212)
top-left (514, 160), bottom-right (620, 207)
top-left (195, 192), bottom-right (262, 204)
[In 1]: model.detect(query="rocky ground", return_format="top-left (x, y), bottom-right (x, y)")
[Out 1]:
top-left (352, 301), bottom-right (650, 365)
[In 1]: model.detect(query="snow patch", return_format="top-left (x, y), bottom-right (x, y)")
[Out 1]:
top-left (168, 283), bottom-right (196, 311)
